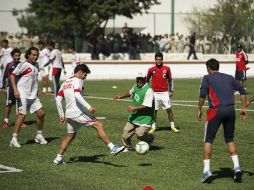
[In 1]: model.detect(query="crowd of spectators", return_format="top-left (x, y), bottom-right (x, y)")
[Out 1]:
top-left (1, 29), bottom-right (254, 60)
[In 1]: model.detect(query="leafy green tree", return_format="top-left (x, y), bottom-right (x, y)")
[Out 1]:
top-left (185, 0), bottom-right (254, 39)
top-left (13, 0), bottom-right (159, 47)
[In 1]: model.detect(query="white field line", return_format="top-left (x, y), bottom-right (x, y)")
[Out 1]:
top-left (86, 95), bottom-right (254, 112)
top-left (0, 164), bottom-right (23, 173)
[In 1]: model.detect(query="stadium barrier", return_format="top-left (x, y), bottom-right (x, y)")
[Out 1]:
top-left (45, 59), bottom-right (254, 80)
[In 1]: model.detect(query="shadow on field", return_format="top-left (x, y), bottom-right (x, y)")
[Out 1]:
top-left (23, 136), bottom-right (60, 145)
top-left (67, 154), bottom-right (127, 167)
top-left (9, 120), bottom-right (37, 127)
top-left (149, 145), bottom-right (163, 151)
top-left (156, 126), bottom-right (180, 132)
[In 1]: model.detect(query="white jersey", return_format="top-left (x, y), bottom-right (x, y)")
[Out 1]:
top-left (12, 61), bottom-right (39, 99)
top-left (71, 53), bottom-right (81, 68)
top-left (38, 48), bottom-right (50, 68)
top-left (50, 49), bottom-right (63, 68)
top-left (56, 77), bottom-right (91, 118)
top-left (0, 47), bottom-right (13, 67)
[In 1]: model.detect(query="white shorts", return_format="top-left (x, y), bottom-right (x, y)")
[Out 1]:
top-left (66, 112), bottom-right (97, 133)
top-left (18, 97), bottom-right (43, 115)
top-left (154, 92), bottom-right (171, 110)
top-left (39, 66), bottom-right (50, 77)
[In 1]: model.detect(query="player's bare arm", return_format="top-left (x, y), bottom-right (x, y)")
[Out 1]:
top-left (197, 97), bottom-right (205, 121)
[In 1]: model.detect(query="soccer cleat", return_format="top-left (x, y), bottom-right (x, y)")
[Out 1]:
top-left (53, 158), bottom-right (65, 165)
top-left (35, 135), bottom-right (48, 145)
top-left (201, 170), bottom-right (212, 183)
top-left (148, 128), bottom-right (155, 134)
top-left (110, 145), bottom-right (125, 155)
top-left (234, 167), bottom-right (242, 183)
top-left (171, 127), bottom-right (179, 133)
top-left (2, 121), bottom-right (9, 129)
top-left (10, 139), bottom-right (21, 148)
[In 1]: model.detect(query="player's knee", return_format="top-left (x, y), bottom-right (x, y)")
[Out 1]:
top-left (93, 121), bottom-right (104, 130)
top-left (37, 109), bottom-right (45, 118)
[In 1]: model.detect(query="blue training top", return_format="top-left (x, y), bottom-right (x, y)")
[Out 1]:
top-left (199, 72), bottom-right (246, 108)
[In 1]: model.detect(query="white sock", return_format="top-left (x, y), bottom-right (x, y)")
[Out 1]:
top-left (12, 133), bottom-right (18, 140)
top-left (231, 155), bottom-right (240, 169)
top-left (43, 87), bottom-right (46, 93)
top-left (170, 122), bottom-right (175, 129)
top-left (152, 122), bottom-right (156, 129)
top-left (48, 87), bottom-right (51, 92)
top-left (107, 142), bottom-right (115, 150)
top-left (56, 154), bottom-right (63, 160)
top-left (4, 118), bottom-right (8, 123)
top-left (37, 130), bottom-right (43, 136)
top-left (203, 159), bottom-right (210, 172)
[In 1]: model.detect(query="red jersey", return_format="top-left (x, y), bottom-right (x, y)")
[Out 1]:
top-left (236, 51), bottom-right (248, 71)
top-left (147, 64), bottom-right (173, 92)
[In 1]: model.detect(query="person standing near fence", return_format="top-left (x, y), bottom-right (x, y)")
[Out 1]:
top-left (187, 32), bottom-right (198, 60)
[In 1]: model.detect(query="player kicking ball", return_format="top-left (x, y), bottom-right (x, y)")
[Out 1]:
top-left (53, 64), bottom-right (124, 165)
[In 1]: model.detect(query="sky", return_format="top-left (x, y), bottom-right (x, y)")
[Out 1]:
top-left (0, 0), bottom-right (217, 35)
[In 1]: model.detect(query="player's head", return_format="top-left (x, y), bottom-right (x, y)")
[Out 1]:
top-left (68, 46), bottom-right (75, 53)
top-left (136, 72), bottom-right (146, 88)
top-left (37, 40), bottom-right (44, 49)
top-left (48, 41), bottom-right (55, 50)
top-left (74, 64), bottom-right (91, 80)
top-left (206, 58), bottom-right (219, 73)
top-left (155, 52), bottom-right (163, 66)
top-left (11, 48), bottom-right (21, 62)
top-left (25, 47), bottom-right (39, 63)
top-left (236, 44), bottom-right (243, 53)
top-left (1, 39), bottom-right (9, 48)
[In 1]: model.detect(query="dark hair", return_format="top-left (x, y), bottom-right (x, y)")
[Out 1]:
top-left (206, 58), bottom-right (219, 71)
top-left (48, 41), bottom-right (55, 47)
top-left (74, 64), bottom-right (91, 74)
top-left (11, 48), bottom-right (21, 57)
top-left (68, 46), bottom-right (75, 50)
top-left (38, 40), bottom-right (44, 46)
top-left (155, 52), bottom-right (163, 60)
top-left (2, 39), bottom-right (8, 44)
top-left (25, 47), bottom-right (39, 59)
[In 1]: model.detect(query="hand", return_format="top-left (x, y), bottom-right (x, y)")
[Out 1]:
top-left (59, 117), bottom-right (65, 124)
top-left (89, 107), bottom-right (96, 113)
top-left (197, 110), bottom-right (202, 121)
top-left (169, 91), bottom-right (173, 97)
top-left (14, 90), bottom-right (20, 99)
top-left (240, 108), bottom-right (247, 120)
top-left (128, 106), bottom-right (136, 113)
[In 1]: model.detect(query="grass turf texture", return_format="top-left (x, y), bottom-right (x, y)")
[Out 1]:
top-left (0, 78), bottom-right (254, 190)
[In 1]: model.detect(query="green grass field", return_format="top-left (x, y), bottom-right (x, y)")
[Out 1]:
top-left (0, 78), bottom-right (254, 190)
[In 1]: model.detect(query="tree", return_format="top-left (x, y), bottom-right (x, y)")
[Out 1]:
top-left (185, 0), bottom-right (254, 40)
top-left (13, 0), bottom-right (159, 48)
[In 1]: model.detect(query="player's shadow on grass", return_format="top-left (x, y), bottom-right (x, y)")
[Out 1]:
top-left (9, 120), bottom-right (37, 127)
top-left (67, 154), bottom-right (127, 168)
top-left (210, 167), bottom-right (254, 183)
top-left (23, 136), bottom-right (60, 145)
top-left (155, 126), bottom-right (180, 132)
top-left (149, 145), bottom-right (163, 151)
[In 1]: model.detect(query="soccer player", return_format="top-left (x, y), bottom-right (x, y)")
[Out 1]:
top-left (113, 73), bottom-right (155, 152)
top-left (198, 58), bottom-right (247, 183)
top-left (45, 41), bottom-right (66, 97)
top-left (53, 64), bottom-right (124, 164)
top-left (146, 52), bottom-right (178, 134)
top-left (37, 40), bottom-right (51, 95)
top-left (68, 46), bottom-right (81, 75)
top-left (0, 39), bottom-right (13, 89)
top-left (235, 44), bottom-right (248, 90)
top-left (9, 47), bottom-right (47, 148)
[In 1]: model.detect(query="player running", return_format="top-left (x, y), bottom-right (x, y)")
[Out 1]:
top-left (53, 64), bottom-right (124, 165)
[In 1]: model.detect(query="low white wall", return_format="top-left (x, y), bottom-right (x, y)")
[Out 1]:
top-left (57, 63), bottom-right (254, 80)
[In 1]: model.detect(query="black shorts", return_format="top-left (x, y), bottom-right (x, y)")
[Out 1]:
top-left (5, 86), bottom-right (16, 106)
top-left (235, 70), bottom-right (246, 81)
top-left (204, 105), bottom-right (235, 143)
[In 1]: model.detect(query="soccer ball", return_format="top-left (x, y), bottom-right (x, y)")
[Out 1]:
top-left (135, 141), bottom-right (149, 154)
